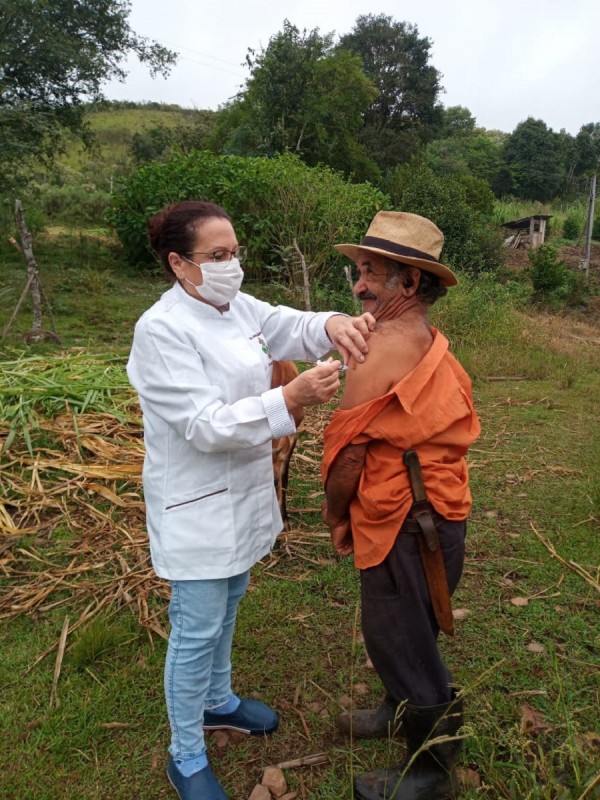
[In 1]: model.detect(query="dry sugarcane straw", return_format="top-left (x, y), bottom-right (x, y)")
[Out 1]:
top-left (0, 353), bottom-right (335, 666)
top-left (49, 615), bottom-right (70, 708)
top-left (530, 522), bottom-right (600, 594)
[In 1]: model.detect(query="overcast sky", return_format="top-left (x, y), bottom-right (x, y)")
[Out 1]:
top-left (104, 0), bottom-right (599, 136)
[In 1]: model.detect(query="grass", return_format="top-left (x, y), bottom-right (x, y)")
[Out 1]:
top-left (0, 230), bottom-right (599, 799)
top-left (0, 227), bottom-right (165, 352)
top-left (59, 106), bottom-right (190, 171)
top-left (493, 197), bottom-right (591, 243)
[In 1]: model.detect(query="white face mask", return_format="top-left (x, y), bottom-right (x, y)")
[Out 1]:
top-left (183, 257), bottom-right (244, 306)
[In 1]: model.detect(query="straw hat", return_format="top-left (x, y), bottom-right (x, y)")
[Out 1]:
top-left (335, 211), bottom-right (458, 287)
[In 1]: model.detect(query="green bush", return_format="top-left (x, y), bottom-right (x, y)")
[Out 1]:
top-left (432, 271), bottom-right (530, 347)
top-left (130, 125), bottom-right (172, 165)
top-left (108, 152), bottom-right (388, 295)
top-left (592, 214), bottom-right (600, 241)
top-left (37, 183), bottom-right (111, 225)
top-left (456, 174), bottom-right (496, 217)
top-left (430, 272), bottom-right (537, 379)
top-left (562, 215), bottom-right (580, 240)
top-left (527, 243), bottom-right (584, 306)
top-left (528, 244), bottom-right (568, 294)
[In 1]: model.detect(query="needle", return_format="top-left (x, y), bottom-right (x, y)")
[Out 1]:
top-left (315, 359), bottom-right (349, 371)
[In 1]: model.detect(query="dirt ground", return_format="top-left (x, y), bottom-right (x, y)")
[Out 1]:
top-left (503, 241), bottom-right (600, 279)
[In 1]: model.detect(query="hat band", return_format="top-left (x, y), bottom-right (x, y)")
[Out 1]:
top-left (361, 236), bottom-right (440, 264)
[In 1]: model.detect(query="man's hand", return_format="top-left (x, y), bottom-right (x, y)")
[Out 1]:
top-left (322, 502), bottom-right (354, 557)
top-left (325, 313), bottom-right (376, 365)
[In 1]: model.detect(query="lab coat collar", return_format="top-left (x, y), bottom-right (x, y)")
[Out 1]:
top-left (171, 281), bottom-right (233, 316)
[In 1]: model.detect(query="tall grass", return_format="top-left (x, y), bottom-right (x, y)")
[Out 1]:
top-left (493, 198), bottom-right (590, 241)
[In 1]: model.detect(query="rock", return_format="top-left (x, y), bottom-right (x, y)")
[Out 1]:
top-left (452, 608), bottom-right (471, 620)
top-left (458, 767), bottom-right (482, 788)
top-left (262, 766), bottom-right (287, 797)
top-left (249, 784), bottom-right (271, 800)
top-left (212, 730), bottom-right (229, 748)
top-left (526, 641), bottom-right (545, 654)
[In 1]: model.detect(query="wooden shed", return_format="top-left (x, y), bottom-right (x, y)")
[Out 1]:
top-left (502, 215), bottom-right (552, 249)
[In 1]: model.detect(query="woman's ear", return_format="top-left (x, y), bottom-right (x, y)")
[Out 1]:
top-left (168, 251), bottom-right (185, 280)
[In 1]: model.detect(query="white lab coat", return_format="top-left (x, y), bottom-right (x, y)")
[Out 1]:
top-left (127, 282), bottom-right (335, 580)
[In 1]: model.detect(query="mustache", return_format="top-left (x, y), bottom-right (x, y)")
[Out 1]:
top-left (357, 291), bottom-right (377, 301)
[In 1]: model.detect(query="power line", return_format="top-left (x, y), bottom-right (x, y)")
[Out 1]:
top-left (159, 40), bottom-right (248, 73)
top-left (175, 53), bottom-right (246, 80)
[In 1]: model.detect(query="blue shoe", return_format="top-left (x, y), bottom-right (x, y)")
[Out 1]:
top-left (203, 697), bottom-right (279, 735)
top-left (167, 758), bottom-right (228, 800)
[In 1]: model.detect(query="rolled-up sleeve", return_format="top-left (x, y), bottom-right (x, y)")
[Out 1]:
top-left (262, 386), bottom-right (296, 438)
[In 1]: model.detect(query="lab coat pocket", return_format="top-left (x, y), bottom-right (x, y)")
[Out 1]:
top-left (162, 482), bottom-right (236, 569)
top-left (165, 485), bottom-right (228, 511)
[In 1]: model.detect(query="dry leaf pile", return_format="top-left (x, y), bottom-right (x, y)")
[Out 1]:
top-left (0, 410), bottom-right (171, 649)
top-left (0, 385), bottom-right (335, 665)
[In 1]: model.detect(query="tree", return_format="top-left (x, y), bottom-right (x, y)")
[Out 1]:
top-left (437, 106), bottom-right (477, 139)
top-left (337, 14), bottom-right (443, 169)
top-left (501, 118), bottom-right (566, 201)
top-left (424, 131), bottom-right (503, 189)
top-left (0, 0), bottom-right (176, 188)
top-left (212, 21), bottom-right (378, 181)
top-left (574, 122), bottom-right (600, 175)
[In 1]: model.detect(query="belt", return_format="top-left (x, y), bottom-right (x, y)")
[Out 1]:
top-left (402, 510), bottom-right (445, 535)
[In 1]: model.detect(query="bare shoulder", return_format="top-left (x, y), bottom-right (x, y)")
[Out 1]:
top-left (339, 322), bottom-right (432, 410)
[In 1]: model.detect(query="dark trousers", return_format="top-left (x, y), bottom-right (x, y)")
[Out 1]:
top-left (360, 520), bottom-right (466, 708)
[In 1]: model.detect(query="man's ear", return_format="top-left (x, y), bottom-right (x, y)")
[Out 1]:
top-left (403, 267), bottom-right (421, 296)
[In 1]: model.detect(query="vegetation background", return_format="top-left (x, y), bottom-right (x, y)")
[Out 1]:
top-left (1, 6), bottom-right (599, 799)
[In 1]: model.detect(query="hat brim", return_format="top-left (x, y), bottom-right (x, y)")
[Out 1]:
top-left (335, 244), bottom-right (458, 287)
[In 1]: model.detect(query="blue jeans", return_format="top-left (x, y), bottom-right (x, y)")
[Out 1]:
top-left (165, 571), bottom-right (250, 762)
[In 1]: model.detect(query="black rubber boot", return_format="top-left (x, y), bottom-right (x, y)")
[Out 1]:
top-left (335, 696), bottom-right (403, 739)
top-left (353, 695), bottom-right (464, 800)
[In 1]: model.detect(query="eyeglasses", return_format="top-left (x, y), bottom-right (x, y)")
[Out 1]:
top-left (186, 246), bottom-right (247, 264)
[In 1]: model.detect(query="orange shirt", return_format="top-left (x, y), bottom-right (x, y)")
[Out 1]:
top-left (321, 329), bottom-right (480, 569)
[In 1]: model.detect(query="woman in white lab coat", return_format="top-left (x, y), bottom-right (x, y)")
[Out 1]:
top-left (127, 200), bottom-right (373, 800)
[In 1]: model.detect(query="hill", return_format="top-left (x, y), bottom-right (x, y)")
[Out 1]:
top-left (58, 102), bottom-right (205, 172)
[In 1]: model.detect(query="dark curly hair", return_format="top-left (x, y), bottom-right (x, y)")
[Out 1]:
top-left (383, 257), bottom-right (447, 306)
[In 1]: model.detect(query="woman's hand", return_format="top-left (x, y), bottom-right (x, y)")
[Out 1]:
top-left (325, 313), bottom-right (376, 365)
top-left (282, 359), bottom-right (340, 417)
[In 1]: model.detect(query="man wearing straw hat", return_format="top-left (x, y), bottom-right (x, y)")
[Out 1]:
top-left (321, 211), bottom-right (480, 800)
